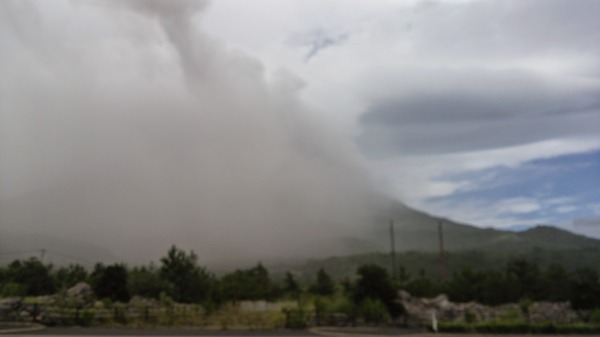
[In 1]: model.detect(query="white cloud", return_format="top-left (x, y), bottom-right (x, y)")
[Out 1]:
top-left (494, 198), bottom-right (542, 215)
top-left (423, 197), bottom-right (553, 230)
top-left (555, 205), bottom-right (579, 214)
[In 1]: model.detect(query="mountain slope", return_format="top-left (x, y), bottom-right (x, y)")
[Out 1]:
top-left (360, 199), bottom-right (600, 253)
top-left (291, 247), bottom-right (600, 282)
top-left (2, 190), bottom-right (599, 267)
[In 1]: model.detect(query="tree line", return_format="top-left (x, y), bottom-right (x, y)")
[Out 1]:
top-left (400, 259), bottom-right (600, 311)
top-left (0, 245), bottom-right (342, 304)
top-left (1, 245), bottom-right (600, 320)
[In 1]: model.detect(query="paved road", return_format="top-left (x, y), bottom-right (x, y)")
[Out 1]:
top-left (1, 326), bottom-right (420, 336)
top-left (3, 327), bottom-right (316, 336)
top-left (5, 326), bottom-right (600, 337)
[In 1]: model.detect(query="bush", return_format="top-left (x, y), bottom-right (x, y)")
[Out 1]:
top-left (474, 321), bottom-right (529, 333)
top-left (332, 296), bottom-right (354, 315)
top-left (436, 321), bottom-right (600, 334)
top-left (464, 309), bottom-right (476, 323)
top-left (359, 298), bottom-right (390, 324)
top-left (1, 282), bottom-right (26, 297)
top-left (436, 322), bottom-right (471, 333)
top-left (589, 308), bottom-right (600, 324)
top-left (284, 307), bottom-right (308, 329)
top-left (78, 309), bottom-right (96, 326)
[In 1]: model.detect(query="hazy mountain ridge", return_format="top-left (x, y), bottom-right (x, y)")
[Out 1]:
top-left (362, 199), bottom-right (600, 253)
top-left (292, 247), bottom-right (600, 283)
top-left (288, 200), bottom-right (600, 281)
top-left (2, 199), bottom-right (598, 268)
top-left (0, 231), bottom-right (118, 267)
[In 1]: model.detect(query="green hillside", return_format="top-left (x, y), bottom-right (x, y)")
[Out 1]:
top-left (291, 247), bottom-right (600, 282)
top-left (291, 199), bottom-right (600, 282)
top-left (361, 199), bottom-right (600, 253)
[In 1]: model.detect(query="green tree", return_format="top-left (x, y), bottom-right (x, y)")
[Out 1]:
top-left (505, 258), bottom-right (542, 301)
top-left (160, 245), bottom-right (212, 303)
top-left (479, 270), bottom-right (511, 305)
top-left (354, 264), bottom-right (402, 318)
top-left (5, 258), bottom-right (55, 296)
top-left (571, 268), bottom-right (600, 312)
top-left (446, 267), bottom-right (486, 303)
top-left (397, 265), bottom-right (411, 288)
top-left (283, 271), bottom-right (300, 297)
top-left (128, 263), bottom-right (168, 299)
top-left (540, 264), bottom-right (572, 302)
top-left (405, 269), bottom-right (438, 298)
top-left (220, 263), bottom-right (272, 301)
top-left (54, 264), bottom-right (88, 290)
top-left (90, 263), bottom-right (130, 302)
top-left (310, 268), bottom-right (335, 296)
top-left (360, 298), bottom-right (390, 324)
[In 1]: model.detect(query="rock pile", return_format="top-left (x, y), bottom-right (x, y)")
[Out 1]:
top-left (529, 301), bottom-right (579, 323)
top-left (397, 291), bottom-right (578, 324)
top-left (0, 282), bottom-right (96, 324)
top-left (0, 296), bottom-right (50, 323)
top-left (0, 297), bottom-right (23, 320)
top-left (65, 282), bottom-right (93, 308)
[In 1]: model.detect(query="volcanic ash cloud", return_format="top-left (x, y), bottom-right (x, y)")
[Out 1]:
top-left (0, 0), bottom-right (379, 264)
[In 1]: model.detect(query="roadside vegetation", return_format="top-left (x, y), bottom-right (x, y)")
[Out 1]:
top-left (1, 245), bottom-right (600, 331)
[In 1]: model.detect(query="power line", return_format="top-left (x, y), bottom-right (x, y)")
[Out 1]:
top-left (45, 250), bottom-right (96, 265)
top-left (0, 249), bottom-right (41, 257)
top-left (0, 249), bottom-right (96, 265)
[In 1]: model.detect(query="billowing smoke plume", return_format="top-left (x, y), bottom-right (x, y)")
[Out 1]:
top-left (0, 1), bottom-right (381, 264)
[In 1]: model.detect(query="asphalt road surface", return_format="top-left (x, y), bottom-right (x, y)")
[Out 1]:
top-left (4, 326), bottom-right (599, 337)
top-left (5, 327), bottom-right (316, 336)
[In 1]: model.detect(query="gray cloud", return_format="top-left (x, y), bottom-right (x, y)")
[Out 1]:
top-left (303, 32), bottom-right (348, 62)
top-left (357, 69), bottom-right (600, 156)
top-left (0, 1), bottom-right (381, 265)
top-left (573, 217), bottom-right (600, 228)
top-left (572, 216), bottom-right (600, 238)
top-left (118, 0), bottom-right (213, 85)
top-left (409, 0), bottom-right (600, 59)
top-left (354, 0), bottom-right (600, 158)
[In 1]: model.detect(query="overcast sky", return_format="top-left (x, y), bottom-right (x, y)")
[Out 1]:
top-left (200, 0), bottom-right (600, 237)
top-left (1, 0), bottom-right (599, 263)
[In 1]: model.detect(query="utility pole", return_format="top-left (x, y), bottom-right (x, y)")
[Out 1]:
top-left (40, 248), bottom-right (46, 263)
top-left (438, 221), bottom-right (446, 283)
top-left (390, 220), bottom-right (397, 284)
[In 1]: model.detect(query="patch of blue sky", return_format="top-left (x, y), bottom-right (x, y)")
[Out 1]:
top-left (426, 150), bottom-right (600, 229)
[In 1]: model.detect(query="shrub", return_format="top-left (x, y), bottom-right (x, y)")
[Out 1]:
top-left (436, 322), bottom-right (471, 333)
top-left (360, 298), bottom-right (390, 324)
top-left (589, 308), bottom-right (600, 324)
top-left (436, 321), bottom-right (600, 334)
top-left (332, 296), bottom-right (354, 315)
top-left (0, 282), bottom-right (25, 297)
top-left (284, 307), bottom-right (308, 329)
top-left (78, 309), bottom-right (95, 326)
top-left (474, 321), bottom-right (529, 333)
top-left (464, 309), bottom-right (476, 323)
